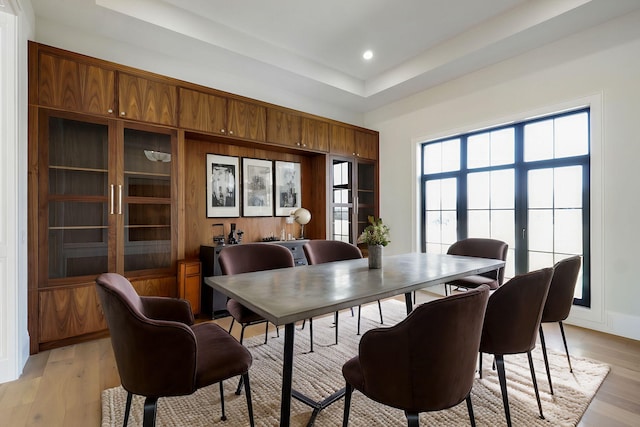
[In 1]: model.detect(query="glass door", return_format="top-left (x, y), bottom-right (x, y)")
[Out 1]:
top-left (44, 114), bottom-right (112, 281)
top-left (330, 157), bottom-right (378, 244)
top-left (331, 158), bottom-right (353, 242)
top-left (122, 125), bottom-right (175, 274)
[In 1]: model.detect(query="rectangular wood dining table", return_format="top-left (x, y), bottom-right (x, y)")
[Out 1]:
top-left (204, 251), bottom-right (505, 426)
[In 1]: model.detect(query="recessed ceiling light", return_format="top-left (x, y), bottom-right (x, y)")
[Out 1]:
top-left (363, 50), bottom-right (373, 60)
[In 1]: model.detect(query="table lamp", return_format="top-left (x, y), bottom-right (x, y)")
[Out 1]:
top-left (293, 207), bottom-right (311, 239)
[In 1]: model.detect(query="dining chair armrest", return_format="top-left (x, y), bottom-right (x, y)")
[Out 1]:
top-left (141, 296), bottom-right (195, 325)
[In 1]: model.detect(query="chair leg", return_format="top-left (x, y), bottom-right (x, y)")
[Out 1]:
top-left (264, 322), bottom-right (269, 344)
top-left (357, 305), bottom-right (362, 335)
top-left (405, 411), bottom-right (419, 427)
top-left (123, 391), bottom-right (133, 427)
top-left (309, 317), bottom-right (314, 353)
top-left (444, 283), bottom-right (449, 296)
top-left (478, 352), bottom-right (483, 379)
top-left (343, 383), bottom-right (353, 427)
top-left (539, 325), bottom-right (554, 395)
top-left (466, 394), bottom-right (476, 427)
top-left (301, 318), bottom-right (306, 330)
top-left (527, 351), bottom-right (545, 420)
top-left (239, 324), bottom-right (247, 344)
top-left (228, 318), bottom-right (235, 334)
top-left (219, 381), bottom-right (227, 421)
top-left (335, 312), bottom-right (339, 345)
top-left (559, 321), bottom-right (573, 372)
top-left (377, 300), bottom-right (384, 324)
top-left (495, 355), bottom-right (512, 427)
top-left (142, 396), bottom-right (158, 427)
top-left (243, 373), bottom-right (255, 427)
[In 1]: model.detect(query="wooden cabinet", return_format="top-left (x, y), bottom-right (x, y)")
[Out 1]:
top-left (179, 88), bottom-right (227, 135)
top-left (331, 125), bottom-right (378, 160)
top-left (267, 108), bottom-right (302, 148)
top-left (179, 89), bottom-right (266, 141)
top-left (227, 99), bottom-right (266, 141)
top-left (178, 260), bottom-right (201, 315)
top-left (355, 129), bottom-right (378, 160)
top-left (37, 50), bottom-right (116, 117)
top-left (38, 284), bottom-right (107, 343)
top-left (34, 109), bottom-right (178, 348)
top-left (330, 124), bottom-right (356, 157)
top-left (267, 109), bottom-right (329, 151)
top-left (301, 117), bottom-right (329, 152)
top-left (28, 42), bottom-right (379, 351)
top-left (118, 72), bottom-right (177, 126)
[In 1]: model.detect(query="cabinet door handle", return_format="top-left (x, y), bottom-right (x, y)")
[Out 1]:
top-left (118, 185), bottom-right (123, 215)
top-left (110, 184), bottom-right (114, 214)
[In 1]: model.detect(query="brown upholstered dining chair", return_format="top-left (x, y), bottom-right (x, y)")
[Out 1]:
top-left (342, 285), bottom-right (490, 427)
top-left (303, 240), bottom-right (383, 349)
top-left (96, 273), bottom-right (254, 427)
top-left (539, 255), bottom-right (582, 395)
top-left (445, 238), bottom-right (509, 295)
top-left (479, 267), bottom-right (554, 427)
top-left (219, 243), bottom-right (295, 344)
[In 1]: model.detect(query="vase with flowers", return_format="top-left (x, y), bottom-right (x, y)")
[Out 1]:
top-left (358, 216), bottom-right (390, 269)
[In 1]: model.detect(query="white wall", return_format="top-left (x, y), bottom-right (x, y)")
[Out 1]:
top-left (366, 11), bottom-right (640, 340)
top-left (0, 0), bottom-right (34, 383)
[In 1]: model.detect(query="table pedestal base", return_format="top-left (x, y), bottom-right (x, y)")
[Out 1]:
top-left (292, 388), bottom-right (346, 427)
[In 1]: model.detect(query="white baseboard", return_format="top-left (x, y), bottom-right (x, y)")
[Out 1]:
top-left (567, 309), bottom-right (640, 341)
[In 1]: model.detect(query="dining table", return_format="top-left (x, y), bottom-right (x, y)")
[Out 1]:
top-left (204, 251), bottom-right (505, 426)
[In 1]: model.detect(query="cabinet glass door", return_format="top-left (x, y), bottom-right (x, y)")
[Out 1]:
top-left (356, 161), bottom-right (376, 238)
top-left (331, 159), bottom-right (353, 242)
top-left (46, 116), bottom-right (110, 279)
top-left (122, 127), bottom-right (173, 273)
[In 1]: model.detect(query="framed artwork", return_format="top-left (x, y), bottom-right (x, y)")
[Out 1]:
top-left (242, 158), bottom-right (273, 216)
top-left (274, 161), bottom-right (301, 216)
top-left (206, 154), bottom-right (240, 218)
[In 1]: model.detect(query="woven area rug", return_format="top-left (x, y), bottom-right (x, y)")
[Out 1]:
top-left (102, 299), bottom-right (609, 426)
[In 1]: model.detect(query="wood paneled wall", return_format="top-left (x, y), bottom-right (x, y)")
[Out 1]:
top-left (183, 135), bottom-right (326, 259)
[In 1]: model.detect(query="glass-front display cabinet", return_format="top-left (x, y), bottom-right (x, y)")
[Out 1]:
top-left (330, 157), bottom-right (377, 245)
top-left (41, 111), bottom-right (176, 286)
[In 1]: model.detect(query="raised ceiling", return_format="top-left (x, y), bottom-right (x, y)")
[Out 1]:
top-left (30, 0), bottom-right (640, 113)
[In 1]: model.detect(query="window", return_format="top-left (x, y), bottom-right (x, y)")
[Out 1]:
top-left (421, 108), bottom-right (590, 306)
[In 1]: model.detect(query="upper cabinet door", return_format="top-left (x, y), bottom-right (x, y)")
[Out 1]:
top-left (227, 99), bottom-right (266, 141)
top-left (355, 130), bottom-right (379, 160)
top-left (267, 108), bottom-right (302, 147)
top-left (179, 88), bottom-right (227, 135)
top-left (38, 52), bottom-right (116, 117)
top-left (330, 124), bottom-right (356, 157)
top-left (301, 117), bottom-right (329, 152)
top-left (118, 72), bottom-right (177, 126)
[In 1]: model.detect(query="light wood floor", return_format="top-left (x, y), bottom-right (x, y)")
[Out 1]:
top-left (1, 292), bottom-right (639, 426)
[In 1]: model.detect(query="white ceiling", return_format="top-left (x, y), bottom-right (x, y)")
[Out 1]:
top-left (30, 0), bottom-right (640, 114)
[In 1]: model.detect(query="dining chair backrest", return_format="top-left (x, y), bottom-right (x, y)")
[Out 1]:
top-left (346, 285), bottom-right (490, 411)
top-left (480, 267), bottom-right (553, 355)
top-left (542, 255), bottom-right (582, 323)
top-left (218, 243), bottom-right (295, 275)
top-left (302, 240), bottom-right (362, 265)
top-left (96, 272), bottom-right (197, 397)
top-left (447, 238), bottom-right (509, 286)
